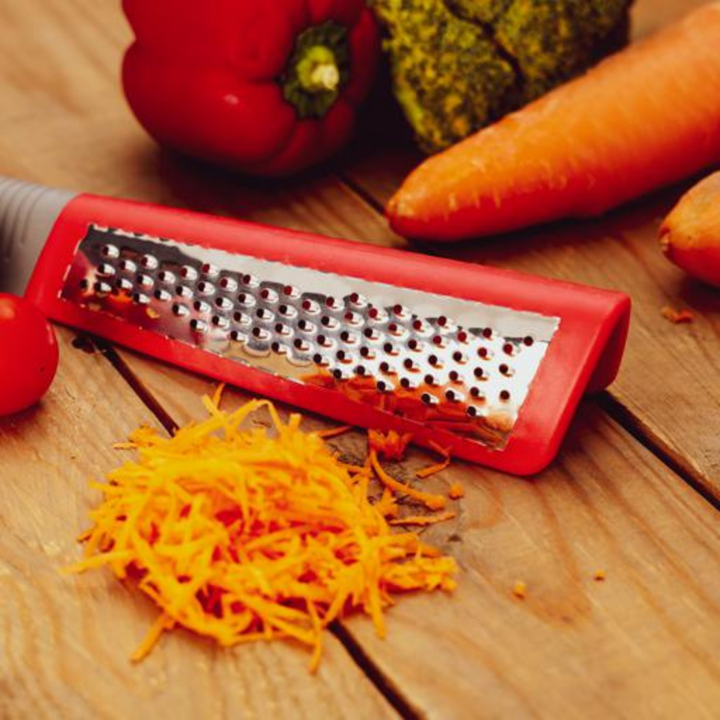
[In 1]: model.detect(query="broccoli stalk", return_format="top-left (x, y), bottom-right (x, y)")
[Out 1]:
top-left (371, 0), bottom-right (633, 153)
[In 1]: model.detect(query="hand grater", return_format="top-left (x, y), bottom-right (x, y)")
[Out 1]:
top-left (0, 177), bottom-right (630, 475)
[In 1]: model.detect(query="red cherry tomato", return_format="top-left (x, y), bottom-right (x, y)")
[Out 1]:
top-left (0, 294), bottom-right (59, 416)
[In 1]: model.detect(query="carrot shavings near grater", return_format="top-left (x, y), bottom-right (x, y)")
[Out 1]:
top-left (0, 177), bottom-right (631, 475)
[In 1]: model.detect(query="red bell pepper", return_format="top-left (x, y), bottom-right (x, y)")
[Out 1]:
top-left (122, 0), bottom-right (380, 177)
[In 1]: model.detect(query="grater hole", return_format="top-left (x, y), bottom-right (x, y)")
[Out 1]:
top-left (119, 259), bottom-right (137, 274)
top-left (180, 265), bottom-right (198, 281)
top-left (190, 319), bottom-right (208, 334)
top-left (421, 392), bottom-right (437, 405)
top-left (230, 330), bottom-right (246, 343)
top-left (477, 347), bottom-right (489, 359)
top-left (446, 389), bottom-right (462, 402)
top-left (356, 365), bottom-right (366, 376)
top-left (403, 358), bottom-right (414, 371)
top-left (132, 292), bottom-right (150, 305)
top-left (260, 288), bottom-right (278, 303)
top-left (452, 350), bottom-right (466, 364)
top-left (193, 300), bottom-right (211, 314)
top-left (97, 263), bottom-right (116, 278)
top-left (429, 354), bottom-right (440, 367)
top-left (457, 330), bottom-right (468, 343)
top-left (470, 387), bottom-right (485, 400)
top-left (524, 336), bottom-right (535, 347)
top-left (94, 281), bottom-right (112, 295)
top-left (503, 343), bottom-right (515, 356)
top-left (242, 273), bottom-right (258, 287)
top-left (482, 327), bottom-right (493, 339)
top-left (360, 346), bottom-right (373, 359)
top-left (467, 406), bottom-right (479, 418)
top-left (349, 292), bottom-right (367, 307)
top-left (172, 303), bottom-right (188, 317)
top-left (424, 374), bottom-right (435, 386)
top-left (158, 270), bottom-right (176, 285)
top-left (500, 390), bottom-right (511, 402)
top-left (437, 316), bottom-right (448, 327)
top-left (283, 285), bottom-right (299, 298)
top-left (101, 244), bottom-right (120, 259)
top-left (408, 339), bottom-right (420, 351)
top-left (499, 363), bottom-right (513, 376)
top-left (379, 361), bottom-right (392, 374)
top-left (197, 281), bottom-right (215, 296)
top-left (117, 278), bottom-right (133, 293)
top-left (413, 319), bottom-right (425, 332)
top-left (140, 254), bottom-right (159, 270)
top-left (79, 279), bottom-right (89, 291)
top-left (219, 276), bottom-right (238, 292)
top-left (201, 263), bottom-right (219, 278)
top-left (448, 370), bottom-right (460, 383)
top-left (474, 367), bottom-right (485, 380)
top-left (155, 289), bottom-right (172, 302)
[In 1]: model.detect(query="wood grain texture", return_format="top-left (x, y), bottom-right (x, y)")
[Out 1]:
top-left (107, 349), bottom-right (720, 720)
top-left (2, 0), bottom-right (720, 718)
top-left (343, 0), bottom-right (720, 499)
top-left (0, 330), bottom-right (397, 720)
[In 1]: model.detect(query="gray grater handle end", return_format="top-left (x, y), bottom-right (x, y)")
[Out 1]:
top-left (0, 176), bottom-right (77, 296)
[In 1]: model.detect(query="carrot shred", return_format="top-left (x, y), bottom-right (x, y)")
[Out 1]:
top-left (661, 306), bottom-right (695, 324)
top-left (67, 396), bottom-right (457, 669)
top-left (368, 429), bottom-right (413, 461)
top-left (416, 441), bottom-right (451, 479)
top-left (389, 511), bottom-right (456, 527)
top-left (369, 450), bottom-right (447, 511)
top-left (316, 425), bottom-right (353, 439)
top-left (448, 483), bottom-right (465, 500)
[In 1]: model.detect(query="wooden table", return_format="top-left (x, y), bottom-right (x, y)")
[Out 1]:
top-left (2, 1), bottom-right (719, 717)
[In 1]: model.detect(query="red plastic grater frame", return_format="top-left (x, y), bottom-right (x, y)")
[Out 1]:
top-left (19, 192), bottom-right (632, 476)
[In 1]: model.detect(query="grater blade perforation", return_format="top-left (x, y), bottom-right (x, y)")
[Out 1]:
top-left (60, 224), bottom-right (562, 451)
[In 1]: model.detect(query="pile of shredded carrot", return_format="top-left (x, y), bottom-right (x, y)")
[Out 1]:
top-left (67, 390), bottom-right (458, 670)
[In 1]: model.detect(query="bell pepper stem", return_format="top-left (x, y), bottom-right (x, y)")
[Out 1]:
top-left (298, 47), bottom-right (341, 93)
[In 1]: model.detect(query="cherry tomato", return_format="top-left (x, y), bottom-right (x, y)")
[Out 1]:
top-left (0, 293), bottom-right (59, 416)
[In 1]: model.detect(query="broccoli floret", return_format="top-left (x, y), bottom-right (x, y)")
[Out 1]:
top-left (371, 0), bottom-right (633, 153)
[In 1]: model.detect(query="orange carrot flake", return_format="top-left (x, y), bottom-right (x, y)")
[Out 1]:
top-left (368, 428), bottom-right (413, 461)
top-left (66, 396), bottom-right (457, 670)
top-left (448, 483), bottom-right (465, 500)
top-left (661, 306), bottom-right (695, 324)
top-left (389, 511), bottom-right (457, 527)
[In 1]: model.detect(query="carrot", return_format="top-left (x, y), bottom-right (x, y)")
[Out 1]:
top-left (660, 170), bottom-right (720, 286)
top-left (387, 4), bottom-right (720, 242)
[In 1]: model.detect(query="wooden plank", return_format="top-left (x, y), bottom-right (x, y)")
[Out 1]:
top-left (0, 329), bottom-right (397, 719)
top-left (110, 349), bottom-right (720, 719)
top-left (342, 0), bottom-right (720, 499)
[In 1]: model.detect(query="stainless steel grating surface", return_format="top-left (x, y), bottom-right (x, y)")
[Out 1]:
top-left (61, 225), bottom-right (560, 449)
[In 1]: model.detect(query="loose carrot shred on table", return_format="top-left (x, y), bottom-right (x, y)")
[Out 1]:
top-left (389, 511), bottom-right (456, 527)
top-left (369, 450), bottom-right (447, 511)
top-left (368, 429), bottom-right (413, 461)
top-left (448, 483), bottom-right (465, 500)
top-left (66, 396), bottom-right (457, 670)
top-left (316, 425), bottom-right (353, 439)
top-left (416, 441), bottom-right (452, 479)
top-left (660, 306), bottom-right (695, 324)
top-left (513, 581), bottom-right (527, 599)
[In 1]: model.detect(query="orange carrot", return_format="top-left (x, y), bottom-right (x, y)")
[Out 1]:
top-left (660, 170), bottom-right (720, 286)
top-left (387, 4), bottom-right (720, 242)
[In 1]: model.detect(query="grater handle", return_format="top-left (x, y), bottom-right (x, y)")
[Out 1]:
top-left (0, 177), bottom-right (77, 296)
